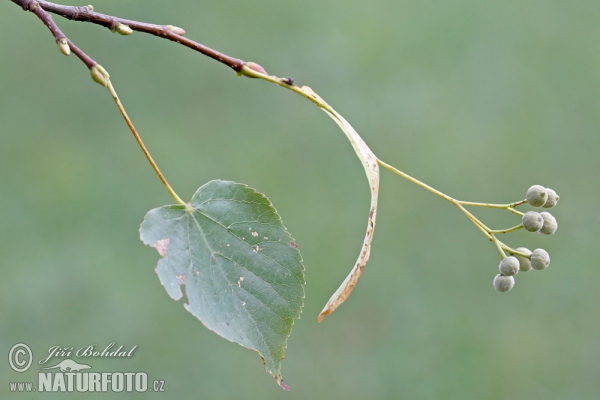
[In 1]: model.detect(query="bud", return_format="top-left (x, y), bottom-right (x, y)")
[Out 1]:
top-left (499, 256), bottom-right (519, 276)
top-left (493, 274), bottom-right (515, 292)
top-left (522, 211), bottom-right (544, 232)
top-left (90, 64), bottom-right (109, 87)
top-left (115, 24), bottom-right (133, 35)
top-left (166, 25), bottom-right (186, 36)
top-left (538, 212), bottom-right (558, 235)
top-left (542, 188), bottom-right (560, 208)
top-left (86, 5), bottom-right (94, 11)
top-left (246, 61), bottom-right (267, 75)
top-left (530, 248), bottom-right (550, 270)
top-left (513, 247), bottom-right (532, 272)
top-left (56, 38), bottom-right (70, 56)
top-left (526, 185), bottom-right (548, 207)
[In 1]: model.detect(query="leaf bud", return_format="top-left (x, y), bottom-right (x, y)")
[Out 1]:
top-left (542, 188), bottom-right (560, 208)
top-left (90, 64), bottom-right (110, 87)
top-left (115, 24), bottom-right (133, 35)
top-left (246, 62), bottom-right (267, 75)
top-left (493, 274), bottom-right (515, 292)
top-left (56, 38), bottom-right (70, 56)
top-left (499, 256), bottom-right (519, 276)
top-left (166, 25), bottom-right (186, 36)
top-left (86, 5), bottom-right (94, 11)
top-left (526, 185), bottom-right (548, 207)
top-left (531, 248), bottom-right (550, 270)
top-left (513, 247), bottom-right (532, 272)
top-left (522, 211), bottom-right (544, 232)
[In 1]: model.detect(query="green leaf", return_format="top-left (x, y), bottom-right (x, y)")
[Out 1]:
top-left (140, 180), bottom-right (305, 389)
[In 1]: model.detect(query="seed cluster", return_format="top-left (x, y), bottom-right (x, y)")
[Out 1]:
top-left (493, 185), bottom-right (559, 293)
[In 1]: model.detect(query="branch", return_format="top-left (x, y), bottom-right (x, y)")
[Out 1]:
top-left (10, 0), bottom-right (245, 72)
top-left (9, 0), bottom-right (377, 322)
top-left (10, 0), bottom-right (190, 205)
top-left (7, 0), bottom-right (561, 323)
top-left (15, 0), bottom-right (96, 67)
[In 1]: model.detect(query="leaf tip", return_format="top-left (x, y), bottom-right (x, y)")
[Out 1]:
top-left (317, 310), bottom-right (329, 323)
top-left (274, 374), bottom-right (290, 391)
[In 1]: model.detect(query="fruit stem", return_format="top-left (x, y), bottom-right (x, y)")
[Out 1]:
top-left (488, 224), bottom-right (524, 234)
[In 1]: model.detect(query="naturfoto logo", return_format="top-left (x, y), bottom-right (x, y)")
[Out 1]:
top-left (8, 342), bottom-right (165, 393)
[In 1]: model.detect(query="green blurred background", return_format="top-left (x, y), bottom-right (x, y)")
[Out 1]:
top-left (1, 1), bottom-right (598, 398)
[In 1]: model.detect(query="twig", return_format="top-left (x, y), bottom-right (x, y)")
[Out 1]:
top-left (10, 0), bottom-right (188, 204)
top-left (10, 0), bottom-right (245, 72)
top-left (19, 0), bottom-right (97, 67)
top-left (65, 38), bottom-right (95, 69)
top-left (8, 0), bottom-right (547, 318)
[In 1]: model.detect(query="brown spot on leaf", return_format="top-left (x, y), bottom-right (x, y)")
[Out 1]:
top-left (290, 241), bottom-right (298, 248)
top-left (176, 274), bottom-right (186, 285)
top-left (150, 238), bottom-right (170, 257)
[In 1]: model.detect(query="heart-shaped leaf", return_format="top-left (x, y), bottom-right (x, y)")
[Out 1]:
top-left (140, 180), bottom-right (305, 389)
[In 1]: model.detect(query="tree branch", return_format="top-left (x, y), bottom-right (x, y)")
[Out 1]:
top-left (10, 0), bottom-right (246, 72)
top-left (16, 0), bottom-right (96, 67)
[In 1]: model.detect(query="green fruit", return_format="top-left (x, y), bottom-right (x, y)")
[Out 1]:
top-left (526, 185), bottom-right (548, 207)
top-left (531, 248), bottom-right (550, 270)
top-left (522, 211), bottom-right (544, 232)
top-left (493, 274), bottom-right (515, 292)
top-left (499, 256), bottom-right (519, 276)
top-left (539, 212), bottom-right (558, 235)
top-left (543, 188), bottom-right (560, 208)
top-left (514, 247), bottom-right (532, 272)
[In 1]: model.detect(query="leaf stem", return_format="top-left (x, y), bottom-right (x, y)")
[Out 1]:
top-left (105, 79), bottom-right (186, 205)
